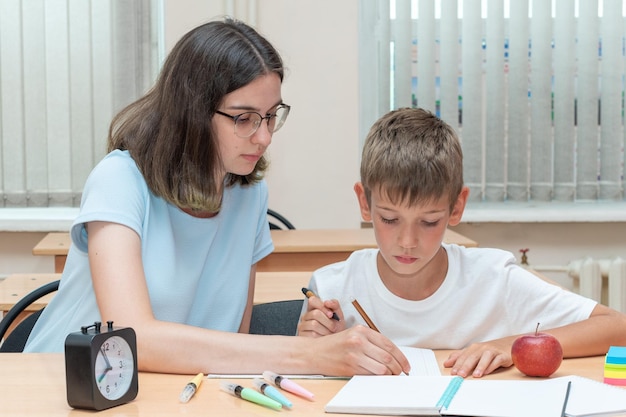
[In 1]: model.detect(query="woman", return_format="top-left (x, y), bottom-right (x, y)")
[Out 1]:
top-left (24, 17), bottom-right (409, 377)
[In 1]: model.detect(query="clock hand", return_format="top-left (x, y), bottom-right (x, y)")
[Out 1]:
top-left (98, 347), bottom-right (113, 383)
top-left (101, 346), bottom-right (113, 370)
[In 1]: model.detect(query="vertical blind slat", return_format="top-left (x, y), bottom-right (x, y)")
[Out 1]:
top-left (358, 1), bottom-right (389, 147)
top-left (394, 0), bottom-right (413, 108)
top-left (90, 2), bottom-right (114, 168)
top-left (416, 0), bottom-right (437, 112)
top-left (506, 0), bottom-right (530, 201)
top-left (529, 0), bottom-right (553, 201)
top-left (553, 0), bottom-right (577, 201)
top-left (45, 0), bottom-right (73, 206)
top-left (439, 0), bottom-right (459, 131)
top-left (460, 0), bottom-right (485, 202)
top-left (68, 0), bottom-right (95, 204)
top-left (22, 0), bottom-right (48, 207)
top-left (599, 0), bottom-right (625, 200)
top-left (378, 1), bottom-right (391, 119)
top-left (0, 1), bottom-right (25, 202)
top-left (623, 14), bottom-right (626, 198)
top-left (576, 0), bottom-right (600, 201)
top-left (484, 0), bottom-right (506, 201)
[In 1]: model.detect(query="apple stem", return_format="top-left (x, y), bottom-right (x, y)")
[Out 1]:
top-left (535, 322), bottom-right (540, 335)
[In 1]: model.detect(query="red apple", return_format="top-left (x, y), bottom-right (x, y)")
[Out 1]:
top-left (511, 323), bottom-right (563, 377)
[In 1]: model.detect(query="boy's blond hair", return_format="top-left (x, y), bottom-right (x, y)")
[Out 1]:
top-left (360, 107), bottom-right (463, 211)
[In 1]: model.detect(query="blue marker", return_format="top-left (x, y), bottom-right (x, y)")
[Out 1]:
top-left (253, 378), bottom-right (293, 409)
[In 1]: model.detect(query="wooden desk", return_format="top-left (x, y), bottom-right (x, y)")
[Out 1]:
top-left (32, 232), bottom-right (69, 274)
top-left (0, 273), bottom-right (60, 340)
top-left (0, 271), bottom-right (309, 317)
top-left (258, 228), bottom-right (477, 272)
top-left (33, 229), bottom-right (478, 273)
top-left (254, 271), bottom-right (311, 304)
top-left (0, 352), bottom-right (614, 416)
top-left (0, 273), bottom-right (60, 315)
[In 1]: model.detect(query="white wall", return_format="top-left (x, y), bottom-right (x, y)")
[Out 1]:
top-left (1, 0), bottom-right (625, 302)
top-left (163, 0), bottom-right (362, 230)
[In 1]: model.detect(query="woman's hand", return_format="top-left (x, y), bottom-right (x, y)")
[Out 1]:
top-left (310, 325), bottom-right (411, 376)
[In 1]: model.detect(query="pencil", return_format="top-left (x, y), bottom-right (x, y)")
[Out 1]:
top-left (351, 298), bottom-right (380, 332)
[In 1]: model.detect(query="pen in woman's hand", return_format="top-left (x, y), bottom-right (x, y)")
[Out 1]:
top-left (301, 287), bottom-right (340, 321)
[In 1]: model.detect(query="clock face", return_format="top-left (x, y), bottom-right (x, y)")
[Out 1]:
top-left (94, 335), bottom-right (135, 400)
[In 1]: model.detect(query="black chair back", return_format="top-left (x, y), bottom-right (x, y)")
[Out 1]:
top-left (267, 209), bottom-right (296, 230)
top-left (0, 280), bottom-right (60, 352)
top-left (249, 299), bottom-right (303, 336)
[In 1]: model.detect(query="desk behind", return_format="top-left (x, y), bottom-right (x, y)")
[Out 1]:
top-left (257, 228), bottom-right (477, 271)
top-left (0, 352), bottom-right (612, 417)
top-left (32, 228), bottom-right (478, 273)
top-left (0, 272), bottom-right (310, 315)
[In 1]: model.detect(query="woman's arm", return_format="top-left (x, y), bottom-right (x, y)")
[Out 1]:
top-left (238, 267), bottom-right (255, 333)
top-left (87, 221), bottom-right (411, 376)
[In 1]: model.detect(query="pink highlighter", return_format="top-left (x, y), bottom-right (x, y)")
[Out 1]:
top-left (262, 371), bottom-right (315, 400)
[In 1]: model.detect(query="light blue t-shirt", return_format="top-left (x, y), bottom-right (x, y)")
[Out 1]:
top-left (24, 150), bottom-right (273, 352)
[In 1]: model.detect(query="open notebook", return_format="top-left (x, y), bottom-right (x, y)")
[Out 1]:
top-left (325, 374), bottom-right (626, 417)
top-left (207, 346), bottom-right (440, 379)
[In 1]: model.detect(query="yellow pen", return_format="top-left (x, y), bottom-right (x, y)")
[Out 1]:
top-left (179, 373), bottom-right (204, 403)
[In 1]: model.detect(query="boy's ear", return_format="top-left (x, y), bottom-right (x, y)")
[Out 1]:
top-left (354, 182), bottom-right (372, 222)
top-left (448, 186), bottom-right (469, 226)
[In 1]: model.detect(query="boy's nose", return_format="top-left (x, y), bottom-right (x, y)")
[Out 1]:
top-left (398, 226), bottom-right (418, 248)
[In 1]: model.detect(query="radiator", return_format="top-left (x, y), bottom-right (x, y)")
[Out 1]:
top-left (534, 257), bottom-right (626, 313)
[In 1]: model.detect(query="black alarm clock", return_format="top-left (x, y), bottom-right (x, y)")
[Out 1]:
top-left (64, 321), bottom-right (138, 410)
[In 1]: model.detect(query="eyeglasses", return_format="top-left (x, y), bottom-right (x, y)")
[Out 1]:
top-left (214, 104), bottom-right (291, 138)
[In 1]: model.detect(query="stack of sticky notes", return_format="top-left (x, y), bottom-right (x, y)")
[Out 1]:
top-left (604, 346), bottom-right (626, 386)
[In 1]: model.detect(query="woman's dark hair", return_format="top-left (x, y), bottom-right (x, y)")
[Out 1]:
top-left (108, 17), bottom-right (284, 212)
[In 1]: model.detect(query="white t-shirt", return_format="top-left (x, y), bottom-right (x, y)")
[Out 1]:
top-left (302, 245), bottom-right (597, 349)
top-left (25, 150), bottom-right (273, 352)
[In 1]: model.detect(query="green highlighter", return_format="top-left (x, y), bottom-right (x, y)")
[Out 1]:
top-left (220, 381), bottom-right (282, 410)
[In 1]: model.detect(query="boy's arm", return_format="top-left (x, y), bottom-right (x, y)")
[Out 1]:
top-left (443, 303), bottom-right (626, 378)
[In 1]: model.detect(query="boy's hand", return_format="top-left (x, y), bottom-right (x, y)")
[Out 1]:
top-left (443, 338), bottom-right (514, 377)
top-left (297, 296), bottom-right (346, 336)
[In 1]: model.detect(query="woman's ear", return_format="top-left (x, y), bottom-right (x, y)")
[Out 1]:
top-left (354, 182), bottom-right (372, 222)
top-left (448, 186), bottom-right (469, 226)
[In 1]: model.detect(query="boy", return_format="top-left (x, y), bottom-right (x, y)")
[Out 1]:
top-left (298, 107), bottom-right (626, 378)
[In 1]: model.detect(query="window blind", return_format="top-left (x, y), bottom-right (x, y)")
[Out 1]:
top-left (360, 0), bottom-right (626, 204)
top-left (0, 0), bottom-right (158, 208)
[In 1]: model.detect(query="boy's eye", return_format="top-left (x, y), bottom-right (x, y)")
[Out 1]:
top-left (423, 220), bottom-right (440, 227)
top-left (380, 216), bottom-right (396, 224)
